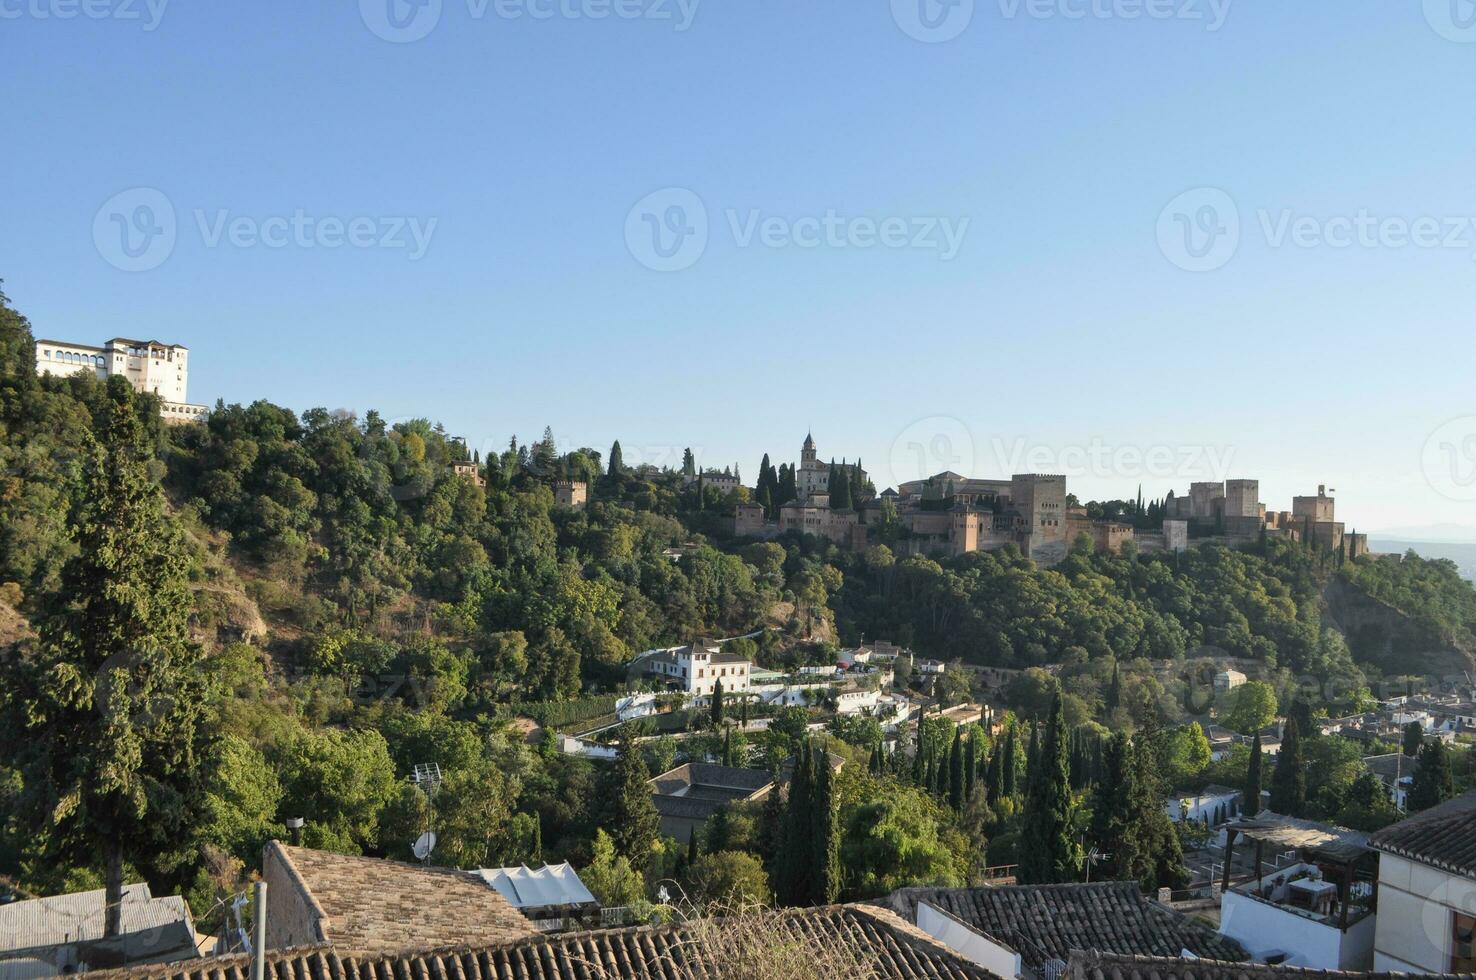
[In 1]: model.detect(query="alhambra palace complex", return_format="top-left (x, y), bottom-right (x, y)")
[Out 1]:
top-left (733, 433), bottom-right (1370, 565)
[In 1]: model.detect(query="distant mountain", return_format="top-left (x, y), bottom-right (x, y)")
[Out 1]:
top-left (1369, 523), bottom-right (1476, 544)
top-left (1369, 538), bottom-right (1476, 583)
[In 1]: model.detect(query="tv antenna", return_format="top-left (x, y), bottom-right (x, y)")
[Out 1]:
top-left (410, 763), bottom-right (445, 863)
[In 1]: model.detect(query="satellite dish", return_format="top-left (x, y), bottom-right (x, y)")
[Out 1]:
top-left (413, 832), bottom-right (437, 861)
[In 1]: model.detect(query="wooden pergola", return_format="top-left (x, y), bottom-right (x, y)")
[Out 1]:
top-left (1220, 812), bottom-right (1376, 929)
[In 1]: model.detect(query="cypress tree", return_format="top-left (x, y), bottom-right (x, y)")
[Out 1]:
top-left (711, 678), bottom-right (724, 729)
top-left (1269, 717), bottom-right (1306, 817)
top-left (911, 730), bottom-right (926, 786)
top-left (986, 742), bottom-right (1005, 805)
top-left (776, 742), bottom-right (815, 906)
top-left (964, 733), bottom-right (978, 805)
top-left (1002, 726), bottom-right (1018, 798)
top-left (1132, 714), bottom-right (1188, 890)
top-left (1410, 739), bottom-right (1455, 812)
top-left (1106, 662), bottom-right (1121, 712)
top-left (1245, 732), bottom-right (1263, 815)
top-left (1090, 732), bottom-right (1139, 882)
top-left (1402, 721), bottom-right (1423, 758)
top-left (611, 728), bottom-right (662, 869)
top-left (17, 382), bottom-right (212, 936)
top-left (757, 774), bottom-right (786, 881)
top-left (949, 728), bottom-right (966, 812)
top-left (722, 727), bottom-right (734, 767)
top-left (811, 747), bottom-right (841, 904)
top-left (607, 439), bottom-right (624, 477)
top-left (1019, 694), bottom-right (1079, 883)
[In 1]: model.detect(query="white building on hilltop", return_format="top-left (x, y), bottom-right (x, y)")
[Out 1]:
top-left (35, 336), bottom-right (207, 423)
top-left (630, 639), bottom-right (752, 697)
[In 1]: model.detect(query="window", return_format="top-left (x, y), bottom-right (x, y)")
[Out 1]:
top-left (1454, 913), bottom-right (1476, 972)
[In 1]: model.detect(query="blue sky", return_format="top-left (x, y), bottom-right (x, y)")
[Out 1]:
top-left (4, 0), bottom-right (1476, 532)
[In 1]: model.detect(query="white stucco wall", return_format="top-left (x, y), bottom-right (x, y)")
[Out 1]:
top-left (1220, 890), bottom-right (1373, 970)
top-left (1374, 852), bottom-right (1476, 973)
top-left (917, 902), bottom-right (1020, 979)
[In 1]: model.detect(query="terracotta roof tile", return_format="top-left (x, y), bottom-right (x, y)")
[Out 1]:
top-left (83, 905), bottom-right (993, 980)
top-left (879, 882), bottom-right (1245, 973)
top-left (268, 844), bottom-right (535, 953)
top-left (1369, 790), bottom-right (1476, 878)
top-left (1067, 950), bottom-right (1475, 980)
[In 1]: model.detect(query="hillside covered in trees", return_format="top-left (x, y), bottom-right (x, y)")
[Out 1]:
top-left (4, 288), bottom-right (1476, 925)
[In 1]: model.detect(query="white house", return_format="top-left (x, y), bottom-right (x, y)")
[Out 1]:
top-left (35, 337), bottom-right (207, 423)
top-left (1215, 669), bottom-right (1247, 695)
top-left (1167, 784), bottom-right (1242, 825)
top-left (1370, 792), bottom-right (1476, 972)
top-left (631, 639), bottom-right (752, 697)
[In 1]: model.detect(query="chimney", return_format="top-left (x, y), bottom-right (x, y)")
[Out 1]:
top-left (285, 817), bottom-right (304, 846)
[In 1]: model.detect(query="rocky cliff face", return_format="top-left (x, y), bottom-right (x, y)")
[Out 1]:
top-left (1322, 575), bottom-right (1475, 679)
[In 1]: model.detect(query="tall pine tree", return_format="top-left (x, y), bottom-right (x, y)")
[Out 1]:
top-left (17, 382), bottom-right (212, 935)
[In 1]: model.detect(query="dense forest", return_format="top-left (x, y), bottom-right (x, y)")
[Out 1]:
top-left (4, 288), bottom-right (1476, 927)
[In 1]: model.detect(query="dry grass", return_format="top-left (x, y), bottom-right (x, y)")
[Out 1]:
top-left (661, 902), bottom-right (880, 980)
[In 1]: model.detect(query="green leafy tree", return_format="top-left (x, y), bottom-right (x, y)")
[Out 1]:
top-left (1222, 681), bottom-right (1278, 735)
top-left (582, 828), bottom-right (645, 907)
top-left (278, 727), bottom-right (397, 854)
top-left (13, 384), bottom-right (214, 935)
top-left (841, 782), bottom-right (966, 895)
top-left (689, 850), bottom-right (771, 906)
